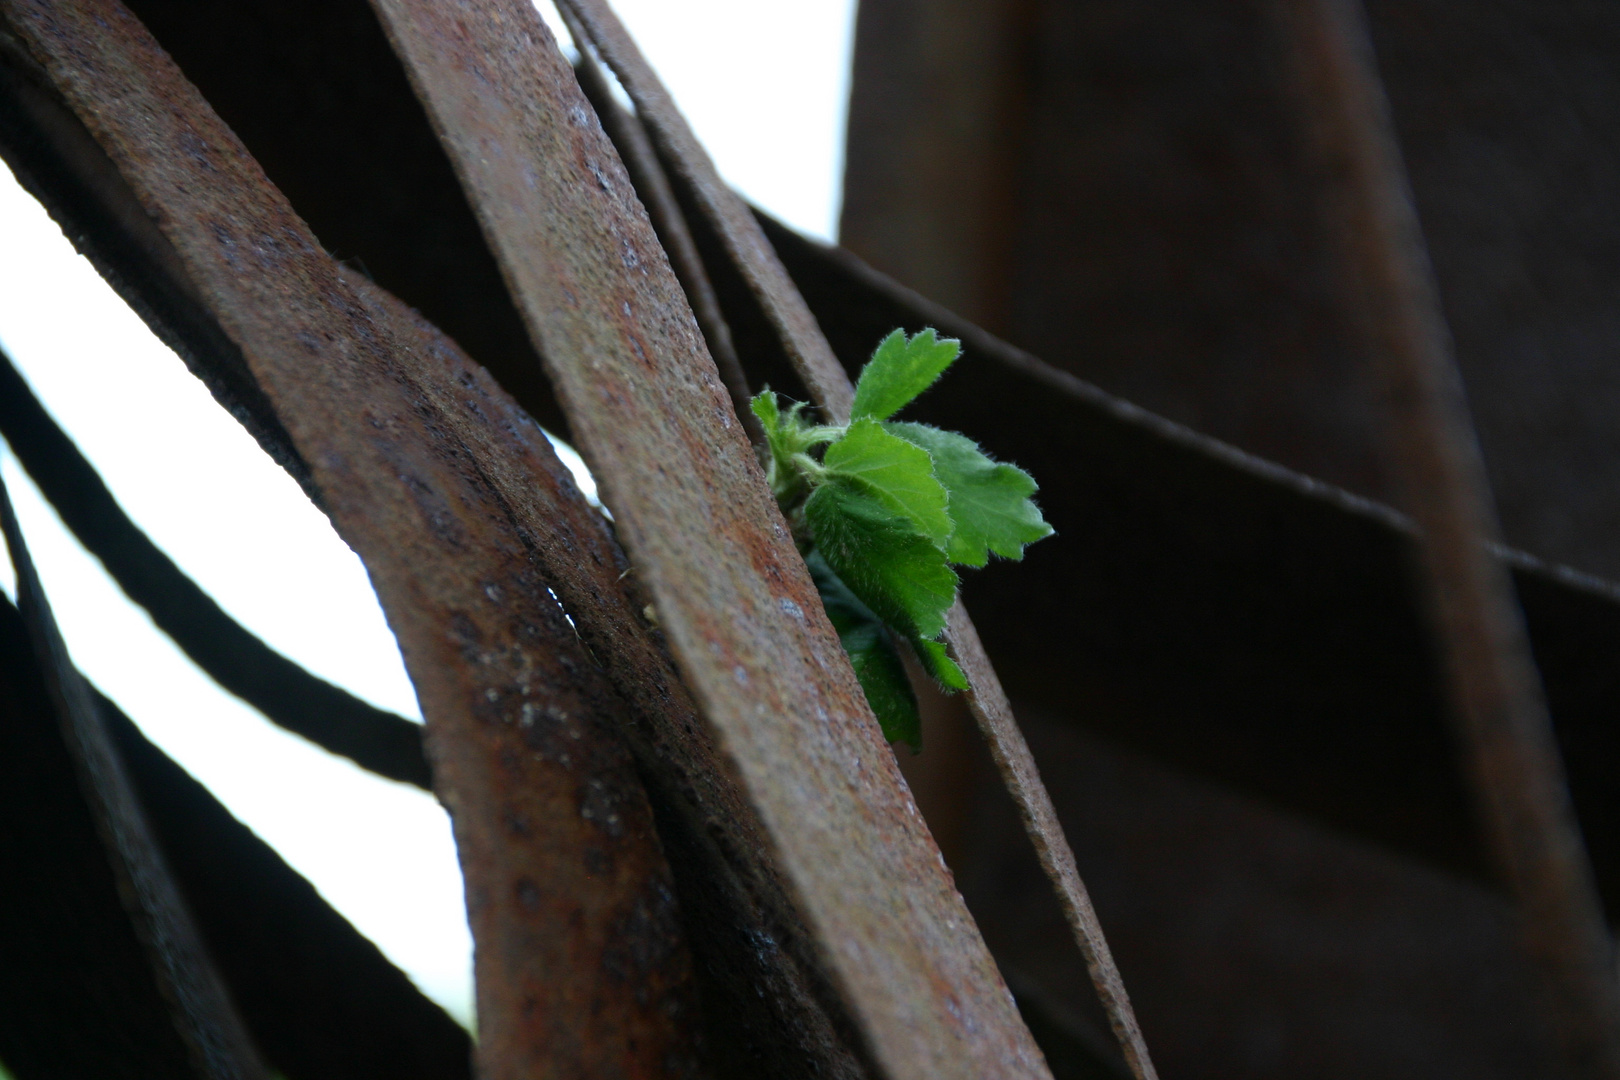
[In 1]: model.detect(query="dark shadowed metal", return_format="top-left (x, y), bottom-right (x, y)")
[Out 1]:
top-left (0, 3), bottom-right (707, 1075)
top-left (0, 479), bottom-right (269, 1080)
top-left (1277, 0), bottom-right (1620, 1071)
top-left (104, 690), bottom-right (475, 1080)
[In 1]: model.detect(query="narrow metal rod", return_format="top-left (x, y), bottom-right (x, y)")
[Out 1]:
top-left (555, 4), bottom-right (1160, 1076)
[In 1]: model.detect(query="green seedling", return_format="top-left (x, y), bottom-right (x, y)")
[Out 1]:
top-left (753, 329), bottom-right (1053, 750)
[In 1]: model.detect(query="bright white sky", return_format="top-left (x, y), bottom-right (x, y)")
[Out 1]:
top-left (0, 0), bottom-right (855, 1028)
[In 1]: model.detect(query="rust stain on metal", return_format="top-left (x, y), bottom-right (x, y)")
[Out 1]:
top-left (557, 3), bottom-right (1157, 1077)
top-left (0, 2), bottom-right (704, 1076)
top-left (365, 0), bottom-right (1049, 1075)
top-left (553, 0), bottom-right (854, 422)
top-left (1278, 0), bottom-right (1620, 1074)
top-left (567, 41), bottom-right (761, 447)
top-left (365, 284), bottom-right (868, 1078)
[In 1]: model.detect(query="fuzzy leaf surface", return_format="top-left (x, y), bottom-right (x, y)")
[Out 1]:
top-left (886, 422), bottom-right (1053, 567)
top-left (844, 624), bottom-right (921, 748)
top-left (805, 481), bottom-right (957, 640)
top-left (807, 551), bottom-right (921, 747)
top-left (823, 418), bottom-right (952, 548)
top-left (752, 387), bottom-right (781, 433)
top-left (912, 636), bottom-right (968, 691)
top-left (850, 329), bottom-right (961, 421)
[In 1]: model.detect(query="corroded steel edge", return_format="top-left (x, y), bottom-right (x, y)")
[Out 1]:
top-left (0, 3), bottom-right (705, 1076)
top-left (365, 0), bottom-right (1049, 1076)
top-left (0, 13), bottom-right (865, 1070)
top-left (0, 477), bottom-right (270, 1080)
top-left (552, 0), bottom-right (854, 421)
top-left (1280, 0), bottom-right (1620, 1073)
top-left (565, 40), bottom-right (761, 446)
top-left (555, 2), bottom-right (1154, 1075)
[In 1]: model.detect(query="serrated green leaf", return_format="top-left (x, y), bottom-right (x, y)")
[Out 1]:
top-left (751, 387), bottom-right (781, 434)
top-left (822, 418), bottom-right (952, 548)
top-left (885, 421), bottom-right (1054, 567)
top-left (912, 637), bottom-right (968, 691)
top-left (806, 550), bottom-right (922, 748)
top-left (850, 328), bottom-right (962, 421)
top-left (805, 481), bottom-right (957, 640)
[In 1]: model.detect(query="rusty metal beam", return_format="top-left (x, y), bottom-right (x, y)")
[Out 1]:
top-left (554, 4), bottom-right (1157, 1076)
top-left (566, 45), bottom-right (760, 447)
top-left (0, 13), bottom-right (876, 1068)
top-left (0, 3), bottom-right (709, 1075)
top-left (764, 209), bottom-right (1620, 921)
top-left (366, 0), bottom-right (1053, 1075)
top-left (111, 0), bottom-right (567, 439)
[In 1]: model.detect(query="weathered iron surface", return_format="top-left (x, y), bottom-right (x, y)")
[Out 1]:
top-left (1282, 0), bottom-right (1620, 1070)
top-left (969, 715), bottom-right (1567, 1079)
top-left (366, 0), bottom-right (1050, 1074)
top-left (764, 211), bottom-right (1620, 919)
top-left (1361, 0), bottom-right (1620, 582)
top-left (0, 3), bottom-right (706, 1075)
top-left (555, 5), bottom-right (1155, 1075)
top-left (107, 0), bottom-right (565, 439)
top-left (842, 0), bottom-right (1620, 581)
top-left (358, 283), bottom-right (870, 1080)
top-left (567, 45), bottom-right (759, 446)
top-left (944, 609), bottom-right (1156, 1080)
top-left (0, 21), bottom-right (309, 490)
top-left (0, 349), bottom-right (432, 788)
top-left (0, 21), bottom-right (875, 1071)
top-left (102, 688), bottom-right (475, 1080)
top-left (843, 0), bottom-right (1397, 506)
top-left (0, 482), bottom-right (269, 1080)
top-left (554, 0), bottom-right (855, 420)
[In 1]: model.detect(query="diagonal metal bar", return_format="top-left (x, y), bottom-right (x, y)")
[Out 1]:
top-left (0, 479), bottom-right (270, 1080)
top-left (550, 0), bottom-right (853, 419)
top-left (554, 4), bottom-right (1158, 1076)
top-left (566, 43), bottom-right (760, 446)
top-left (1278, 0), bottom-right (1620, 1072)
top-left (102, 686), bottom-right (473, 1080)
top-left (0, 18), bottom-right (871, 1068)
top-left (0, 348), bottom-right (432, 789)
top-left (0, 3), bottom-right (707, 1076)
top-left (365, 0), bottom-right (1049, 1075)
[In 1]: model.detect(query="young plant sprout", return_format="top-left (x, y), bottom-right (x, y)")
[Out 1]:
top-left (753, 329), bottom-right (1053, 750)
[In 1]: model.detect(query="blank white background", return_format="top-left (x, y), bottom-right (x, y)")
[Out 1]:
top-left (0, 0), bottom-right (856, 1028)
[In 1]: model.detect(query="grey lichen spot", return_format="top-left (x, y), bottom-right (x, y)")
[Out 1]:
top-left (778, 597), bottom-right (804, 620)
